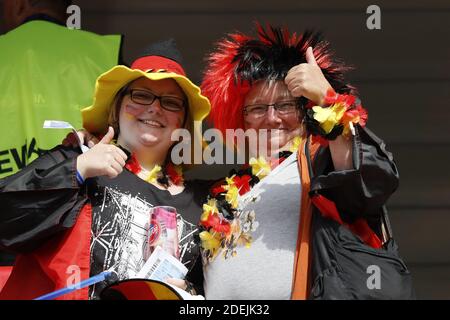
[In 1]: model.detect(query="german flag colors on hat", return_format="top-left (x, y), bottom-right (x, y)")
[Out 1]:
top-left (81, 39), bottom-right (210, 136)
top-left (100, 279), bottom-right (182, 300)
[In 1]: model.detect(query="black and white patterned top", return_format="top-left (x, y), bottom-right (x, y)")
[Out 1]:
top-left (87, 170), bottom-right (211, 299)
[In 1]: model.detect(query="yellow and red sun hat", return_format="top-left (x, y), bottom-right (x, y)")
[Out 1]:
top-left (81, 39), bottom-right (210, 136)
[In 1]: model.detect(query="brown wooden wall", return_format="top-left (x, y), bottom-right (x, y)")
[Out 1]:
top-left (6, 0), bottom-right (450, 299)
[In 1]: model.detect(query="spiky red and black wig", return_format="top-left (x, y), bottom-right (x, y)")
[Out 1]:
top-left (201, 23), bottom-right (356, 134)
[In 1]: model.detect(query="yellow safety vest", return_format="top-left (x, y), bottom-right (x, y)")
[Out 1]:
top-left (0, 20), bottom-right (121, 177)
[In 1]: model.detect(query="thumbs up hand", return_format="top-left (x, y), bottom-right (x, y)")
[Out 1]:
top-left (284, 47), bottom-right (333, 106)
top-left (98, 126), bottom-right (116, 145)
top-left (76, 127), bottom-right (128, 180)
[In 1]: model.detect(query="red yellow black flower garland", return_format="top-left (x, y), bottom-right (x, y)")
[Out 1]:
top-left (125, 153), bottom-right (184, 187)
top-left (199, 150), bottom-right (296, 263)
top-left (304, 89), bottom-right (368, 146)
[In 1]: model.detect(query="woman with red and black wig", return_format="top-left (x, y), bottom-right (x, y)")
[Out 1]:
top-left (198, 23), bottom-right (414, 300)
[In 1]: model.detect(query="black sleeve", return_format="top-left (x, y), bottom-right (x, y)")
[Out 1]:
top-left (0, 145), bottom-right (89, 253)
top-left (310, 125), bottom-right (399, 223)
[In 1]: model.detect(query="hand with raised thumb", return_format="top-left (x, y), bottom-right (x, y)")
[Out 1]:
top-left (284, 46), bottom-right (333, 106)
top-left (76, 127), bottom-right (128, 180)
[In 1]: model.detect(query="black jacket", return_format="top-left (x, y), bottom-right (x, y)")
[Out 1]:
top-left (307, 125), bottom-right (414, 299)
top-left (0, 146), bottom-right (87, 253)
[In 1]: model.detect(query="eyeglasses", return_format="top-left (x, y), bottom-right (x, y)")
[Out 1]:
top-left (125, 89), bottom-right (186, 112)
top-left (243, 100), bottom-right (300, 118)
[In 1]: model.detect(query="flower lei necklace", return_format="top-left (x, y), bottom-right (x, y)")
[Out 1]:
top-left (124, 153), bottom-right (184, 187)
top-left (199, 136), bottom-right (302, 263)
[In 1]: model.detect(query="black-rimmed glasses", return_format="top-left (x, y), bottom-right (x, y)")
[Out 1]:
top-left (125, 89), bottom-right (186, 112)
top-left (243, 100), bottom-right (300, 118)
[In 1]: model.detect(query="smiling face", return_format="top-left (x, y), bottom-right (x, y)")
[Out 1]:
top-left (116, 77), bottom-right (187, 156)
top-left (243, 80), bottom-right (303, 158)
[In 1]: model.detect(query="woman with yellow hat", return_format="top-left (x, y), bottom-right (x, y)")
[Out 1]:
top-left (0, 39), bottom-right (211, 300)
